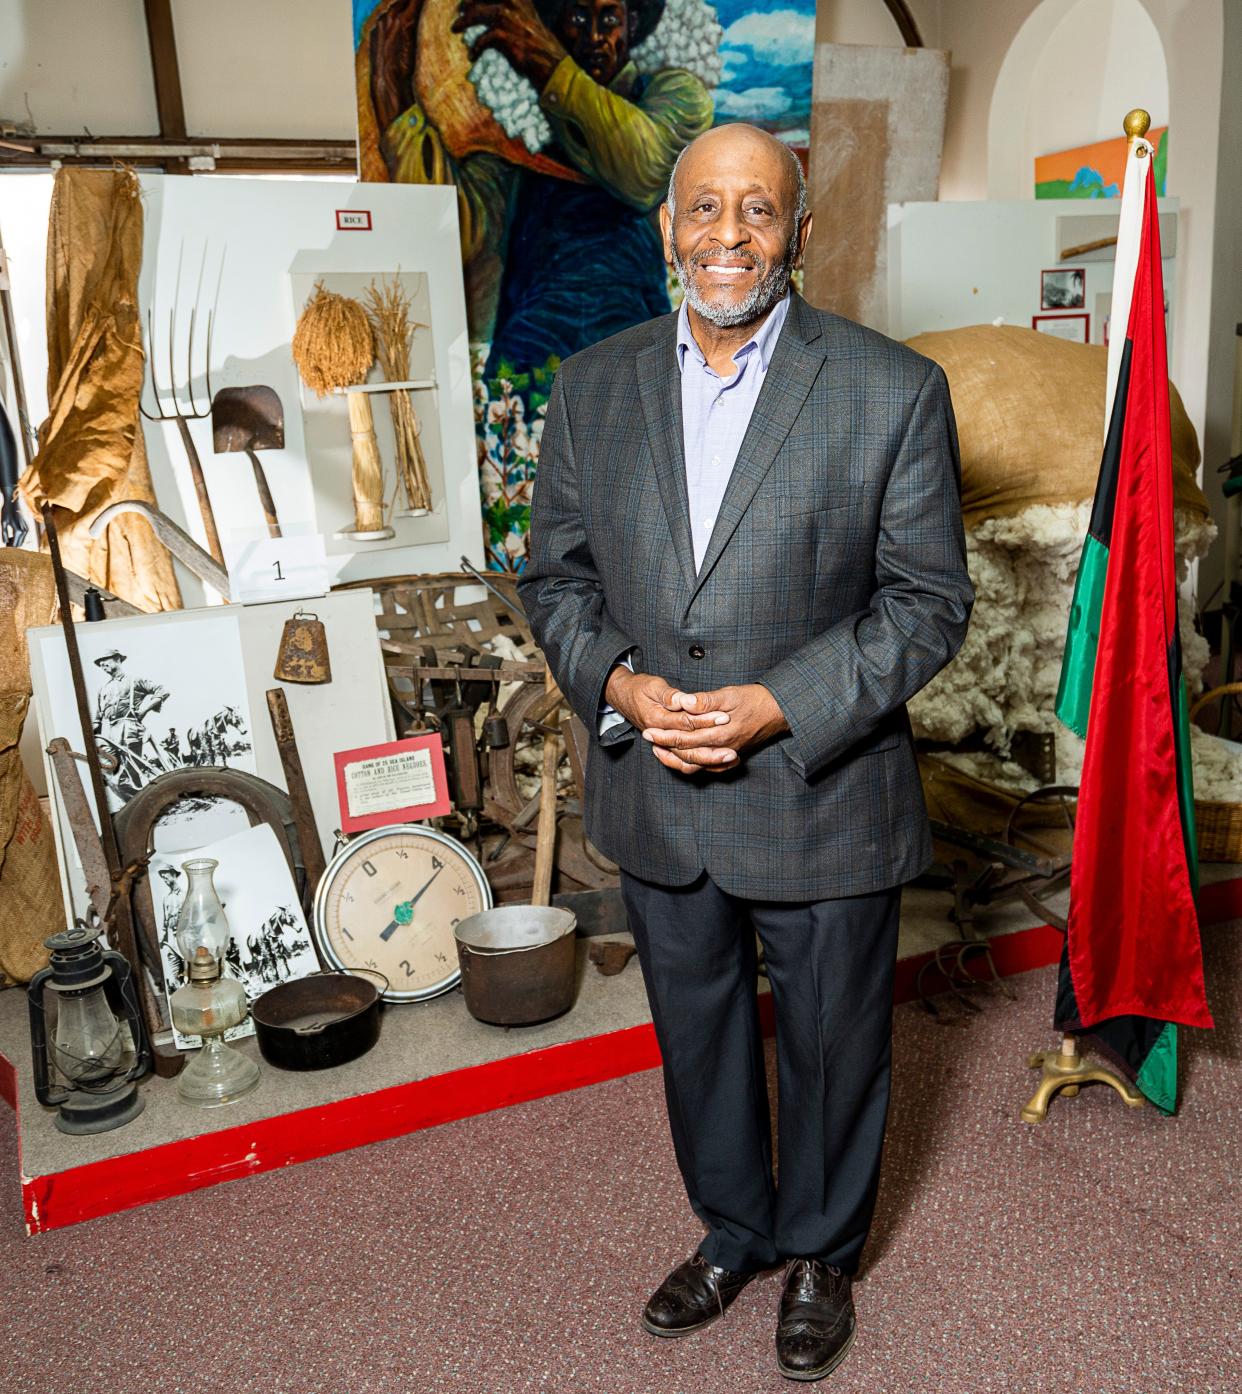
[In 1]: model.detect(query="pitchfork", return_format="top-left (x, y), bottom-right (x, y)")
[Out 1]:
top-left (140, 246), bottom-right (225, 566)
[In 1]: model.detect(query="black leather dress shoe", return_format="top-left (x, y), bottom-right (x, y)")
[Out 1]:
top-left (775, 1258), bottom-right (856, 1381)
top-left (642, 1251), bottom-right (757, 1337)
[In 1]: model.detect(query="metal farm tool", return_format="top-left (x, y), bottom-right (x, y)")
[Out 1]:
top-left (89, 498), bottom-right (231, 600)
top-left (141, 262), bottom-right (224, 566)
top-left (212, 384), bottom-right (285, 538)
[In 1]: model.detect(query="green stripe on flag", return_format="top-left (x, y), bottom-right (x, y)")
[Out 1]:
top-left (1056, 532), bottom-right (1109, 738)
top-left (1135, 1022), bottom-right (1178, 1114)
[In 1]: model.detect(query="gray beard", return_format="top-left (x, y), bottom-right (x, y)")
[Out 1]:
top-left (672, 239), bottom-right (796, 329)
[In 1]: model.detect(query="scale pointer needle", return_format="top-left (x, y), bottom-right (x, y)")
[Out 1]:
top-left (379, 866), bottom-right (443, 941)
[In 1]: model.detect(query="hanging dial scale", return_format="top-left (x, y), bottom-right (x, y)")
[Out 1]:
top-left (312, 825), bottom-right (491, 1002)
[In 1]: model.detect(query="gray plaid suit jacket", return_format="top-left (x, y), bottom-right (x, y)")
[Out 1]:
top-left (518, 290), bottom-right (973, 900)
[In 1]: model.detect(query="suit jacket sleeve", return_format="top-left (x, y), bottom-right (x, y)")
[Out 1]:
top-left (760, 364), bottom-right (973, 780)
top-left (518, 371), bottom-right (637, 743)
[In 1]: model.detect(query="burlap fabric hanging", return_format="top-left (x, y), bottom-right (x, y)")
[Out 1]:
top-left (18, 166), bottom-right (181, 612)
top-left (0, 549), bottom-right (60, 985)
top-left (906, 325), bottom-right (1208, 529)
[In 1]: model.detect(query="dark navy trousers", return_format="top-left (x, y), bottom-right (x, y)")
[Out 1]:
top-left (621, 869), bottom-right (901, 1275)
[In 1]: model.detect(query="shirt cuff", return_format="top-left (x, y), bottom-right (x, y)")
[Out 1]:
top-left (597, 650), bottom-right (635, 735)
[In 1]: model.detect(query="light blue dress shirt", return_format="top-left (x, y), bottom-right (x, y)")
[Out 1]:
top-left (600, 291), bottom-right (792, 730)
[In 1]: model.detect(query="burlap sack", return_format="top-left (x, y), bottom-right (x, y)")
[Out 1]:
top-left (906, 325), bottom-right (1207, 530)
top-left (0, 550), bottom-right (60, 985)
top-left (18, 166), bottom-right (181, 613)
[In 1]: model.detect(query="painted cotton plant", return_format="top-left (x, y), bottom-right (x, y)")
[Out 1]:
top-left (476, 352), bottom-right (557, 571)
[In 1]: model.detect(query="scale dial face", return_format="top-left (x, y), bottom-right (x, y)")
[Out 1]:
top-left (312, 825), bottom-right (491, 1002)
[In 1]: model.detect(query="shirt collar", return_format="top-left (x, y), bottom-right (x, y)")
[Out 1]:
top-left (676, 290), bottom-right (791, 376)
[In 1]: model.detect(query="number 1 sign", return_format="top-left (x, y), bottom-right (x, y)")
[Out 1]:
top-left (224, 530), bottom-right (331, 604)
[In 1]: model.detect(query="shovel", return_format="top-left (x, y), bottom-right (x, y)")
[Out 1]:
top-left (211, 384), bottom-right (285, 538)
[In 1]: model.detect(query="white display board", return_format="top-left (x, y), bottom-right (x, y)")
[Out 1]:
top-left (28, 588), bottom-right (393, 929)
top-left (0, 172), bottom-right (485, 605)
top-left (887, 197), bottom-right (1179, 347)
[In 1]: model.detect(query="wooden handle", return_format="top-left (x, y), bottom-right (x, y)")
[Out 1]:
top-left (175, 415), bottom-right (225, 565)
top-left (266, 688), bottom-right (328, 901)
top-left (531, 674), bottom-right (561, 908)
top-left (1189, 682), bottom-right (1242, 720)
top-left (247, 450), bottom-right (282, 538)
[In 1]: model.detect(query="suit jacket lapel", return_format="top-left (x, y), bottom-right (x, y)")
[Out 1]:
top-left (637, 322), bottom-right (697, 593)
top-left (689, 292), bottom-right (827, 601)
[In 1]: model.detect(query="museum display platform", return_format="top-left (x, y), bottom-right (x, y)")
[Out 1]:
top-left (4, 873), bottom-right (1239, 1236)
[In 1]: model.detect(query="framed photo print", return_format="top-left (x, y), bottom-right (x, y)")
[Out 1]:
top-left (1041, 267), bottom-right (1086, 310)
top-left (1032, 313), bottom-right (1090, 344)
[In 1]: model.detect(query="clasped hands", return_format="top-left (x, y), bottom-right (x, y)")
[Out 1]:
top-left (605, 667), bottom-right (789, 775)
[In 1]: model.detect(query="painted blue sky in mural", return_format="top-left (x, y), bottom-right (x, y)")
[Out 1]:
top-left (353, 1), bottom-right (815, 142)
top-left (713, 1), bottom-right (815, 142)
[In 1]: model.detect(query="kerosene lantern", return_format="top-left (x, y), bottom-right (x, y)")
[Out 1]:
top-left (170, 857), bottom-right (261, 1107)
top-left (26, 926), bottom-right (150, 1134)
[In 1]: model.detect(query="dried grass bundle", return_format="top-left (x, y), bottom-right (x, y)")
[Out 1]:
top-left (292, 281), bottom-right (387, 533)
top-left (291, 281), bottom-right (375, 394)
top-left (365, 277), bottom-right (432, 513)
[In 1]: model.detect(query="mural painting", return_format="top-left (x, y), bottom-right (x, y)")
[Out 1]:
top-left (355, 0), bottom-right (814, 568)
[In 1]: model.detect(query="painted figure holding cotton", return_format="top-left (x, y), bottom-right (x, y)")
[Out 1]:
top-left (361, 0), bottom-right (718, 369)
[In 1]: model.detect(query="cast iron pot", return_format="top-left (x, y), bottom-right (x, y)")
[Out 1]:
top-left (251, 971), bottom-right (386, 1071)
top-left (454, 906), bottom-right (577, 1026)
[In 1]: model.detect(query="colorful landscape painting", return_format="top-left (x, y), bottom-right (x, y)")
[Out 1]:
top-left (1035, 127), bottom-right (1167, 200)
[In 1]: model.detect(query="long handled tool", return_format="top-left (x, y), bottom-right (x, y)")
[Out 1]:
top-left (41, 503), bottom-right (179, 1077)
top-left (212, 385), bottom-right (285, 538)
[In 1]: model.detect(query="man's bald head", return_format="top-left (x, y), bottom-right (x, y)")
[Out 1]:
top-left (660, 123), bottom-right (811, 331)
top-left (666, 124), bottom-right (806, 226)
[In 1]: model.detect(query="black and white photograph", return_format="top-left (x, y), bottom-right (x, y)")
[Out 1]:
top-left (149, 821), bottom-right (319, 1050)
top-left (1041, 266), bottom-right (1087, 310)
top-left (31, 609), bottom-right (256, 815)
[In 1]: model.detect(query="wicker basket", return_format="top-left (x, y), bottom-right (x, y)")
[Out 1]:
top-left (1190, 682), bottom-right (1242, 862)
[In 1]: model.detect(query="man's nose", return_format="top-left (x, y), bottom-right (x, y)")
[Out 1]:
top-left (711, 207), bottom-right (751, 249)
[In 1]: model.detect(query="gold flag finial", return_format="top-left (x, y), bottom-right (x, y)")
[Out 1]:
top-left (1123, 108), bottom-right (1151, 138)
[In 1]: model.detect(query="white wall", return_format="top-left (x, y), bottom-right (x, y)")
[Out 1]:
top-left (988, 0), bottom-right (1168, 201)
top-left (0, 0), bottom-right (356, 139)
top-left (888, 197), bottom-right (1178, 347)
top-left (0, 0), bottom-right (157, 134)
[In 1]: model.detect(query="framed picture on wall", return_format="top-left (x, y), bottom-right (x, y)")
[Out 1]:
top-left (1032, 312), bottom-right (1090, 343)
top-left (1041, 267), bottom-right (1086, 310)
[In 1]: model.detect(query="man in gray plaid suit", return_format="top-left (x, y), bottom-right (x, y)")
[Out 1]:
top-left (518, 122), bottom-right (972, 1382)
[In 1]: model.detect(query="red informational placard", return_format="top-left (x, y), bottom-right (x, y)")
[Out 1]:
top-left (335, 209), bottom-right (372, 230)
top-left (333, 734), bottom-right (451, 832)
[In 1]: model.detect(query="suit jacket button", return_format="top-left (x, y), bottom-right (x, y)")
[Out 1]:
top-left (688, 643), bottom-right (705, 659)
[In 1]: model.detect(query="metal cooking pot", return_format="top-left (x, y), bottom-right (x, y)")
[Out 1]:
top-left (251, 971), bottom-right (387, 1071)
top-left (454, 906), bottom-right (577, 1026)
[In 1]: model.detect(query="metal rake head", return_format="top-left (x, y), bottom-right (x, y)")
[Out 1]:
top-left (140, 242), bottom-right (221, 423)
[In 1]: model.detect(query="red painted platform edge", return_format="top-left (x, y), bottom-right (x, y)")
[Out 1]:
top-left (15, 1021), bottom-right (662, 1234)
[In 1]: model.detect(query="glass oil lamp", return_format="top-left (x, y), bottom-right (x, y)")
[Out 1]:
top-left (26, 925), bottom-right (150, 1134)
top-left (170, 858), bottom-right (261, 1108)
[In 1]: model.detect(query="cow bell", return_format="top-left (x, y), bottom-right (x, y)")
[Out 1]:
top-left (274, 610), bottom-right (331, 684)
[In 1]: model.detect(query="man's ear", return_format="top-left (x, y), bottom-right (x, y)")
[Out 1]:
top-left (794, 211), bottom-right (813, 268)
top-left (659, 202), bottom-right (675, 265)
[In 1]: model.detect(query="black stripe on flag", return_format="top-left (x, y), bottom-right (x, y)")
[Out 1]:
top-left (1086, 336), bottom-right (1133, 550)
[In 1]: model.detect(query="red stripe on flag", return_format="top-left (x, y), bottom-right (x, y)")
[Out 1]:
top-left (1066, 162), bottom-right (1213, 1031)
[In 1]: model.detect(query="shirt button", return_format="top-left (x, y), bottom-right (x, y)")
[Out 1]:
top-left (689, 643), bottom-right (705, 659)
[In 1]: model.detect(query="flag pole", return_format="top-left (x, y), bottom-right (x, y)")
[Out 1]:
top-left (1022, 109), bottom-right (1154, 1125)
